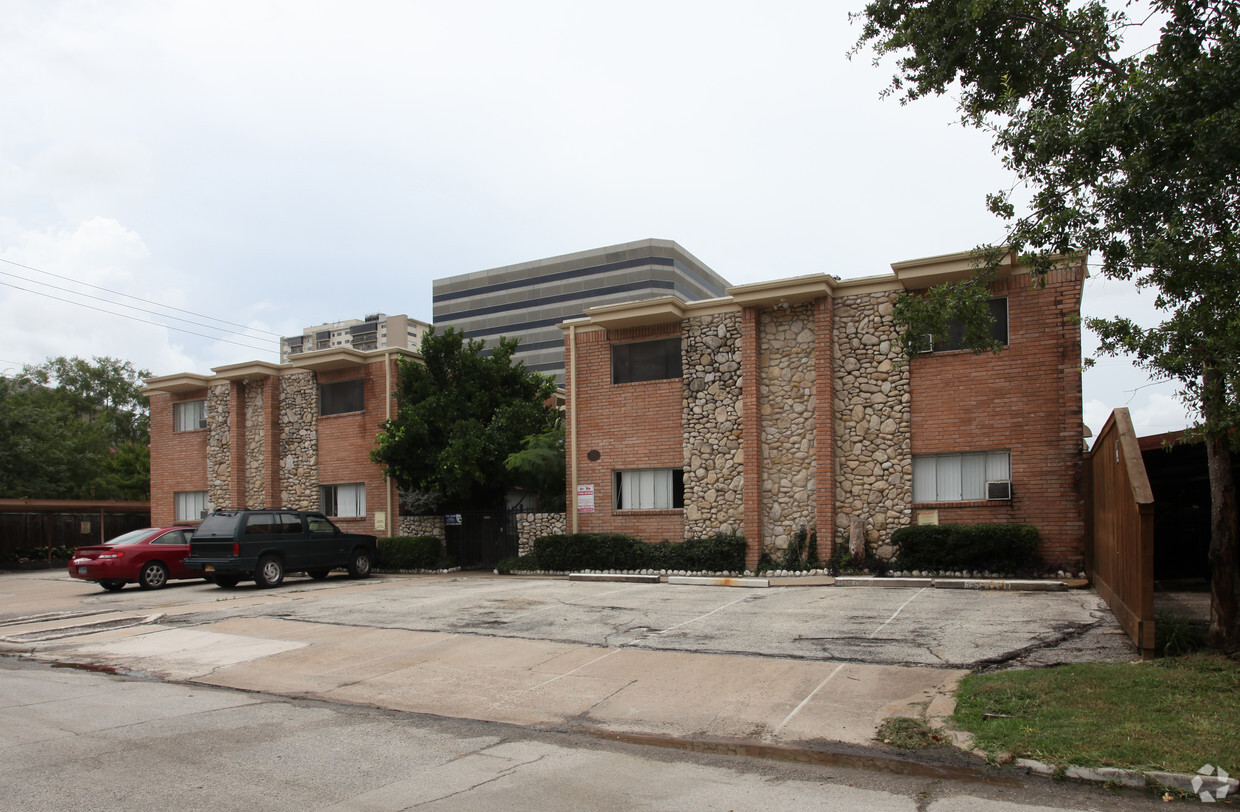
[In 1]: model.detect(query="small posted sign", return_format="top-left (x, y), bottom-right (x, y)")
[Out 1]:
top-left (576, 484), bottom-right (595, 514)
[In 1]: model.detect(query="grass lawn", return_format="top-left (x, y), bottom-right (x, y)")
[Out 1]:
top-left (952, 652), bottom-right (1240, 774)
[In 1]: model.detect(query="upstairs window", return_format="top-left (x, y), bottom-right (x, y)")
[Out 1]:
top-left (320, 379), bottom-right (365, 415)
top-left (612, 337), bottom-right (682, 383)
top-left (614, 468), bottom-right (684, 510)
top-left (922, 297), bottom-right (1009, 352)
top-left (173, 400), bottom-right (207, 431)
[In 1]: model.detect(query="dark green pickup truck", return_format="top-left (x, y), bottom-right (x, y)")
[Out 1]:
top-left (185, 509), bottom-right (378, 588)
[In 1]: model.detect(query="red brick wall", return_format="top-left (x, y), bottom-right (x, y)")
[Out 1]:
top-left (909, 266), bottom-right (1086, 567)
top-left (568, 325), bottom-right (686, 542)
top-left (316, 361), bottom-right (397, 536)
top-left (148, 390), bottom-right (209, 527)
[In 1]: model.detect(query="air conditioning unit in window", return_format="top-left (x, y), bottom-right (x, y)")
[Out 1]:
top-left (987, 481), bottom-right (1012, 500)
top-left (917, 334), bottom-right (934, 353)
top-left (197, 417), bottom-right (207, 429)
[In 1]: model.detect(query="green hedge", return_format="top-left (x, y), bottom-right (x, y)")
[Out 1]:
top-left (522, 532), bottom-right (748, 573)
top-left (376, 536), bottom-right (450, 570)
top-left (891, 523), bottom-right (1040, 573)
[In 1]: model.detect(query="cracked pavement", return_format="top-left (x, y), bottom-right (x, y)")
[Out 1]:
top-left (0, 570), bottom-right (1137, 759)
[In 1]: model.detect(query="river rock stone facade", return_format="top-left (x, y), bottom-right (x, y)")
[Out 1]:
top-left (243, 382), bottom-right (266, 507)
top-left (278, 372), bottom-right (318, 509)
top-left (206, 383), bottom-right (231, 510)
top-left (517, 512), bottom-right (567, 555)
top-left (832, 292), bottom-right (912, 559)
top-left (757, 303), bottom-right (818, 552)
top-left (397, 515), bottom-right (446, 539)
top-left (682, 311), bottom-right (744, 539)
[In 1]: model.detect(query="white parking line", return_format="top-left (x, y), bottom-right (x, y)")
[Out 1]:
top-left (646, 594), bottom-right (755, 637)
top-left (768, 663), bottom-right (847, 739)
top-left (868, 587), bottom-right (928, 638)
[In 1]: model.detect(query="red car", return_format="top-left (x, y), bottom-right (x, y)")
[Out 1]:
top-left (68, 526), bottom-right (199, 592)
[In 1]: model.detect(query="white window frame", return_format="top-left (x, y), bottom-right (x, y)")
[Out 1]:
top-left (173, 400), bottom-right (207, 431)
top-left (174, 491), bottom-right (207, 521)
top-left (320, 483), bottom-right (366, 518)
top-left (912, 451), bottom-right (1011, 503)
top-left (614, 468), bottom-right (683, 511)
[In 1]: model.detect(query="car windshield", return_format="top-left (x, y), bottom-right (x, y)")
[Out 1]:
top-left (103, 528), bottom-right (157, 546)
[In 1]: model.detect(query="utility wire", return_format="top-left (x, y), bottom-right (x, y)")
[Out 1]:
top-left (0, 267), bottom-right (279, 343)
top-left (0, 255), bottom-right (282, 337)
top-left (0, 280), bottom-right (277, 355)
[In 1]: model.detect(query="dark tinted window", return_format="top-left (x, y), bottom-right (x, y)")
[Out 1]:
top-left (245, 513), bottom-right (279, 535)
top-left (320, 379), bottom-right (365, 415)
top-left (278, 513), bottom-right (304, 533)
top-left (612, 338), bottom-right (682, 384)
top-left (195, 512), bottom-right (242, 538)
top-left (938, 298), bottom-right (1008, 351)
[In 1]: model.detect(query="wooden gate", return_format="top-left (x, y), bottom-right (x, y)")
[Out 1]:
top-left (1084, 408), bottom-right (1156, 659)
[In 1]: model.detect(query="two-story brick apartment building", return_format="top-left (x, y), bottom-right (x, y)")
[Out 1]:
top-left (561, 249), bottom-right (1087, 570)
top-left (145, 348), bottom-right (412, 535)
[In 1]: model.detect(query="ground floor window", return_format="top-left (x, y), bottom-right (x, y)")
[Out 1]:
top-left (614, 468), bottom-right (684, 510)
top-left (320, 483), bottom-right (366, 518)
top-left (912, 451), bottom-right (1011, 502)
top-left (174, 491), bottom-right (207, 522)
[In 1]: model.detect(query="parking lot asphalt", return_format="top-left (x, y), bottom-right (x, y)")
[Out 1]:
top-left (0, 570), bottom-right (1137, 751)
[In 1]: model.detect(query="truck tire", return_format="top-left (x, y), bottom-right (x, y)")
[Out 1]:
top-left (346, 549), bottom-right (373, 579)
top-left (255, 555), bottom-right (284, 588)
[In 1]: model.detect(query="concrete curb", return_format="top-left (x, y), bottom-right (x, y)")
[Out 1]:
top-left (561, 572), bottom-right (1076, 592)
top-left (666, 576), bottom-right (769, 588)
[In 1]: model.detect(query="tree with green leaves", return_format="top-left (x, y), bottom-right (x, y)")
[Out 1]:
top-left (1, 356), bottom-right (152, 500)
top-left (371, 327), bottom-right (558, 509)
top-left (853, 0), bottom-right (1240, 651)
top-left (505, 416), bottom-right (567, 511)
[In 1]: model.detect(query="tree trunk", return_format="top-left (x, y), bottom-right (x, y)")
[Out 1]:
top-left (1202, 365), bottom-right (1240, 653)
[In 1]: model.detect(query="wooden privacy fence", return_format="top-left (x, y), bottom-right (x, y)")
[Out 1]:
top-left (1084, 408), bottom-right (1155, 659)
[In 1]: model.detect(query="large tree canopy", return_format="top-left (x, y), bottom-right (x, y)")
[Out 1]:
top-left (371, 327), bottom-right (558, 509)
top-left (1, 355), bottom-right (152, 500)
top-left (854, 0), bottom-right (1240, 651)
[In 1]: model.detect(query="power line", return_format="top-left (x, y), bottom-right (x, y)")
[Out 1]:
top-left (0, 267), bottom-right (280, 344)
top-left (0, 256), bottom-right (283, 337)
top-left (0, 280), bottom-right (277, 355)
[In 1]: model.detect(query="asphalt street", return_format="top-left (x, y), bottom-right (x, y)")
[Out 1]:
top-left (2, 658), bottom-right (1165, 811)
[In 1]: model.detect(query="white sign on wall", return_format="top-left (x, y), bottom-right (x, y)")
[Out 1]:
top-left (576, 484), bottom-right (595, 514)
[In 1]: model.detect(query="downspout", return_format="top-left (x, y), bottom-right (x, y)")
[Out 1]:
top-left (569, 323), bottom-right (579, 533)
top-left (385, 349), bottom-right (393, 533)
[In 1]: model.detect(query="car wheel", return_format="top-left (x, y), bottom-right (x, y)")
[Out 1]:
top-left (255, 555), bottom-right (284, 588)
top-left (100, 580), bottom-right (125, 592)
top-left (212, 575), bottom-right (241, 588)
top-left (346, 549), bottom-right (373, 579)
top-left (307, 568), bottom-right (331, 580)
top-left (138, 562), bottom-right (169, 590)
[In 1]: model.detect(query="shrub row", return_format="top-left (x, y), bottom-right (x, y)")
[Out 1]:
top-left (507, 533), bottom-right (748, 573)
top-left (890, 523), bottom-right (1040, 573)
top-left (376, 536), bottom-right (451, 571)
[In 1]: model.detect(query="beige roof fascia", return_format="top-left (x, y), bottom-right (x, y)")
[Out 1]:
top-left (210, 359), bottom-right (286, 381)
top-left (289, 346), bottom-right (421, 372)
top-left (143, 372), bottom-right (212, 395)
top-left (728, 274), bottom-right (835, 308)
top-left (582, 296), bottom-right (690, 330)
top-left (891, 248), bottom-right (1017, 290)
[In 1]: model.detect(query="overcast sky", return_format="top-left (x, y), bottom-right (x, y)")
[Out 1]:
top-left (1, 0), bottom-right (1191, 439)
